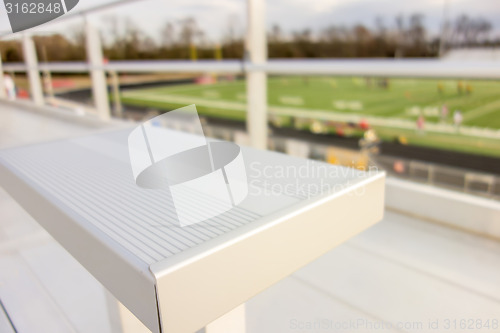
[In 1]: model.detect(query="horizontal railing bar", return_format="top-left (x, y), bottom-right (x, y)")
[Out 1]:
top-left (3, 60), bottom-right (244, 73)
top-left (257, 59), bottom-right (500, 79)
top-left (2, 63), bottom-right (27, 71)
top-left (3, 59), bottom-right (500, 79)
top-left (105, 60), bottom-right (244, 73)
top-left (39, 62), bottom-right (89, 72)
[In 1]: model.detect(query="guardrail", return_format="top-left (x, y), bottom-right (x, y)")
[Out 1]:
top-left (3, 59), bottom-right (500, 79)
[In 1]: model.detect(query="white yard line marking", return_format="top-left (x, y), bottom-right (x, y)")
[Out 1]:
top-left (280, 96), bottom-right (304, 106)
top-left (122, 92), bottom-right (500, 139)
top-left (463, 99), bottom-right (500, 122)
top-left (333, 100), bottom-right (363, 111)
top-left (136, 80), bottom-right (246, 95)
top-left (203, 90), bottom-right (220, 98)
top-left (123, 92), bottom-right (247, 111)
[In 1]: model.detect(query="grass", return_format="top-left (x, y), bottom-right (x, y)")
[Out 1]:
top-left (120, 77), bottom-right (500, 157)
top-left (374, 127), bottom-right (500, 157)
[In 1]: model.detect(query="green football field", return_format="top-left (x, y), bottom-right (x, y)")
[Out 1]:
top-left (120, 77), bottom-right (500, 157)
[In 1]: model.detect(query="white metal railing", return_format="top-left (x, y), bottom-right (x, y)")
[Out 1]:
top-left (3, 59), bottom-right (500, 79)
top-left (2, 61), bottom-right (244, 73)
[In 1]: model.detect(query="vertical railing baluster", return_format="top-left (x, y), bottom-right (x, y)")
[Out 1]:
top-left (246, 0), bottom-right (268, 149)
top-left (22, 34), bottom-right (44, 106)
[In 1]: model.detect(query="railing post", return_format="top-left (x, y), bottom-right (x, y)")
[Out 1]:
top-left (22, 34), bottom-right (44, 106)
top-left (110, 70), bottom-right (122, 118)
top-left (41, 46), bottom-right (54, 98)
top-left (86, 21), bottom-right (111, 121)
top-left (245, 0), bottom-right (268, 149)
top-left (0, 53), bottom-right (6, 99)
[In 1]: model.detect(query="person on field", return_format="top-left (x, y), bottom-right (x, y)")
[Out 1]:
top-left (437, 82), bottom-right (444, 94)
top-left (416, 113), bottom-right (425, 134)
top-left (466, 83), bottom-right (473, 95)
top-left (4, 74), bottom-right (16, 100)
top-left (441, 104), bottom-right (449, 122)
top-left (453, 110), bottom-right (463, 130)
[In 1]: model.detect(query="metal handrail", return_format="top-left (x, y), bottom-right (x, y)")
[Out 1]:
top-left (3, 59), bottom-right (500, 79)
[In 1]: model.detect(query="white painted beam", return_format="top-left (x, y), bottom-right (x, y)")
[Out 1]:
top-left (246, 0), bottom-right (268, 149)
top-left (22, 34), bottom-right (44, 106)
top-left (2, 60), bottom-right (500, 80)
top-left (85, 22), bottom-right (110, 121)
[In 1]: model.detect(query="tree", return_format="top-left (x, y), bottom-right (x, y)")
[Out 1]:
top-left (160, 23), bottom-right (175, 48)
top-left (222, 15), bottom-right (244, 58)
top-left (269, 24), bottom-right (283, 43)
top-left (408, 14), bottom-right (426, 55)
top-left (177, 17), bottom-right (202, 46)
top-left (450, 15), bottom-right (492, 46)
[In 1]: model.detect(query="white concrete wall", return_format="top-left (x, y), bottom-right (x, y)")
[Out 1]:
top-left (386, 177), bottom-right (500, 240)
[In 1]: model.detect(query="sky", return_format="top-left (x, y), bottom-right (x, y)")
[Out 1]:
top-left (0, 0), bottom-right (499, 42)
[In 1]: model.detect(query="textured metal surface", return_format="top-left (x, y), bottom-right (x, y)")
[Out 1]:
top-left (0, 127), bottom-right (371, 269)
top-left (0, 126), bottom-right (383, 333)
top-left (0, 130), bottom-right (265, 265)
